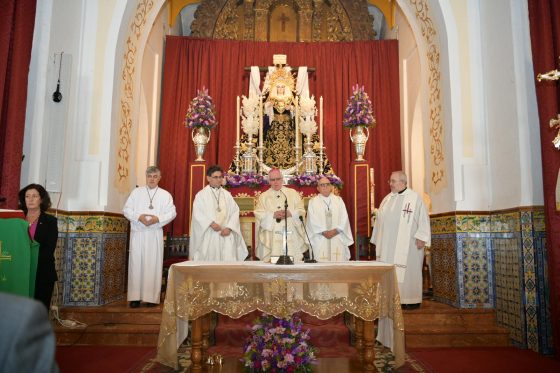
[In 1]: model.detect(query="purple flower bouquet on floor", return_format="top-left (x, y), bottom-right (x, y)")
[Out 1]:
top-left (242, 314), bottom-right (317, 372)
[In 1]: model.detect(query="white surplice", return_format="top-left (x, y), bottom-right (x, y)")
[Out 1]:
top-left (254, 186), bottom-right (308, 262)
top-left (306, 194), bottom-right (353, 262)
top-left (371, 188), bottom-right (431, 351)
top-left (189, 185), bottom-right (248, 261)
top-left (123, 186), bottom-right (177, 304)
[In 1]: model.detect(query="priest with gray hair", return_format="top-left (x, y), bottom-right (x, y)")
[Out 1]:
top-left (123, 166), bottom-right (176, 308)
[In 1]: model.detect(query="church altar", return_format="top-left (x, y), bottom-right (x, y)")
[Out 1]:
top-left (156, 261), bottom-right (405, 371)
top-left (184, 161), bottom-right (373, 259)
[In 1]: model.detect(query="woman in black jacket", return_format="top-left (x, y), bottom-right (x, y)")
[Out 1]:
top-left (18, 184), bottom-right (58, 309)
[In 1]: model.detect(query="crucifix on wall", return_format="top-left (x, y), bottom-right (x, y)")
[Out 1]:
top-left (269, 6), bottom-right (297, 42)
top-left (278, 13), bottom-right (290, 32)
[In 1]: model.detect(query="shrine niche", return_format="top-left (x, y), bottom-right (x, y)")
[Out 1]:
top-left (231, 54), bottom-right (332, 177)
top-left (191, 0), bottom-right (375, 42)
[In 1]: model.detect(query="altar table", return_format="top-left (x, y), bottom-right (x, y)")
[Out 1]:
top-left (156, 261), bottom-right (405, 371)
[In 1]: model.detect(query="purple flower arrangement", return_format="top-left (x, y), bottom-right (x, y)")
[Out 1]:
top-left (242, 314), bottom-right (317, 372)
top-left (342, 84), bottom-right (376, 129)
top-left (288, 174), bottom-right (343, 189)
top-left (184, 87), bottom-right (218, 129)
top-left (226, 173), bottom-right (269, 188)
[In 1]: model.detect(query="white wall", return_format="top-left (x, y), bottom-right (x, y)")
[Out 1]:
top-left (22, 0), bottom-right (543, 214)
top-left (395, 8), bottom-right (425, 195)
top-left (398, 0), bottom-right (543, 213)
top-left (478, 0), bottom-right (542, 209)
top-left (135, 6), bottom-right (168, 186)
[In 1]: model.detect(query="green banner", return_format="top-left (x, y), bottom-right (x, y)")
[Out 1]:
top-left (0, 218), bottom-right (39, 297)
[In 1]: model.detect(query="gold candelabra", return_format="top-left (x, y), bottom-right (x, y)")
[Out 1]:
top-left (537, 56), bottom-right (560, 149)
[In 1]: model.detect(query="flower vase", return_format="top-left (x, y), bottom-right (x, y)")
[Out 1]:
top-left (350, 125), bottom-right (369, 161)
top-left (192, 127), bottom-right (211, 161)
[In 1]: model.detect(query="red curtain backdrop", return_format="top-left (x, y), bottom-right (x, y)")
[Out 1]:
top-left (528, 0), bottom-right (560, 358)
top-left (0, 0), bottom-right (37, 208)
top-left (158, 37), bottom-right (401, 236)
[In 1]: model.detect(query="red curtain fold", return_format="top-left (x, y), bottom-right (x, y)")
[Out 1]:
top-left (528, 0), bottom-right (560, 357)
top-left (159, 37), bottom-right (401, 236)
top-left (0, 0), bottom-right (37, 208)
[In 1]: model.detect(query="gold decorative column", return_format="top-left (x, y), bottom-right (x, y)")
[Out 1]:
top-left (299, 8), bottom-right (313, 42)
top-left (254, 4), bottom-right (268, 41)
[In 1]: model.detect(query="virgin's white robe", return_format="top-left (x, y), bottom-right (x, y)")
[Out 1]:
top-left (306, 194), bottom-right (353, 261)
top-left (189, 185), bottom-right (248, 261)
top-left (254, 186), bottom-right (307, 262)
top-left (123, 186), bottom-right (176, 304)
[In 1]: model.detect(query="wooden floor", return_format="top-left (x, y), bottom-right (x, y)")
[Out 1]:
top-left (54, 299), bottom-right (510, 349)
top-left (402, 299), bottom-right (510, 348)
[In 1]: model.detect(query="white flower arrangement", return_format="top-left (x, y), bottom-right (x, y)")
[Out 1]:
top-left (298, 95), bottom-right (318, 138)
top-left (241, 95), bottom-right (260, 138)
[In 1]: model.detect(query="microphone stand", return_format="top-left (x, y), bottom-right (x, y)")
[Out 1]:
top-left (300, 216), bottom-right (317, 263)
top-left (276, 189), bottom-right (293, 265)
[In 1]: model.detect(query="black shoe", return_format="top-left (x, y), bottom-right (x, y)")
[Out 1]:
top-left (145, 302), bottom-right (158, 307)
top-left (401, 303), bottom-right (421, 310)
top-left (129, 301), bottom-right (140, 308)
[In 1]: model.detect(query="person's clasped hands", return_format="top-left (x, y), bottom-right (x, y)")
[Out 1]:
top-left (139, 214), bottom-right (159, 226)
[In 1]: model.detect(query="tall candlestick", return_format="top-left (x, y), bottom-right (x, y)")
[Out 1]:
top-left (236, 96), bottom-right (240, 146)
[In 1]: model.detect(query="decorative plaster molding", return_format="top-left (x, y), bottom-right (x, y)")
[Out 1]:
top-left (116, 0), bottom-right (155, 192)
top-left (407, 0), bottom-right (446, 191)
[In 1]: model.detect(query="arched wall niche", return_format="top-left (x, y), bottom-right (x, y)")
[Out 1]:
top-left (113, 0), bottom-right (448, 209)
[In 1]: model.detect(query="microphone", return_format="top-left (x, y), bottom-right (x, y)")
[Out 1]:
top-left (275, 189), bottom-right (293, 265)
top-left (299, 216), bottom-right (317, 263)
top-left (276, 189), bottom-right (288, 223)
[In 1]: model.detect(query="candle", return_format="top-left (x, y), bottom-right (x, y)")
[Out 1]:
top-left (259, 95), bottom-right (263, 148)
top-left (370, 167), bottom-right (375, 209)
top-left (319, 96), bottom-right (323, 148)
top-left (236, 96), bottom-right (240, 146)
top-left (295, 98), bottom-right (299, 151)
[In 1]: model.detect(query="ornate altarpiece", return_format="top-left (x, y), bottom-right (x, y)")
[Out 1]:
top-left (191, 0), bottom-right (376, 42)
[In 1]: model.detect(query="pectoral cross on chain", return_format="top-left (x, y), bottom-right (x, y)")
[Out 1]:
top-left (0, 241), bottom-right (12, 282)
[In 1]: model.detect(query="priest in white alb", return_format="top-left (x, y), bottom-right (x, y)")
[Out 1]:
top-left (189, 165), bottom-right (248, 261)
top-left (123, 166), bottom-right (176, 308)
top-left (371, 170), bottom-right (431, 307)
top-left (371, 171), bottom-right (431, 350)
top-left (306, 176), bottom-right (353, 261)
top-left (255, 169), bottom-right (307, 262)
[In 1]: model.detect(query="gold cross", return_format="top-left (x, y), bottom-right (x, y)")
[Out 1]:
top-left (0, 241), bottom-right (11, 262)
top-left (0, 241), bottom-right (12, 282)
top-left (278, 13), bottom-right (290, 32)
top-left (334, 248), bottom-right (341, 261)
